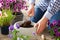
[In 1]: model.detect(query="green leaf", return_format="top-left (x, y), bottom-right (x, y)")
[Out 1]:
top-left (12, 29), bottom-right (17, 40)
top-left (49, 29), bottom-right (54, 36)
top-left (56, 38), bottom-right (60, 40)
top-left (20, 35), bottom-right (24, 38)
top-left (19, 35), bottom-right (30, 40)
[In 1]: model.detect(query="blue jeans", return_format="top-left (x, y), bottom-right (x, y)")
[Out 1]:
top-left (30, 6), bottom-right (45, 23)
top-left (30, 6), bottom-right (60, 23)
top-left (49, 10), bottom-right (60, 23)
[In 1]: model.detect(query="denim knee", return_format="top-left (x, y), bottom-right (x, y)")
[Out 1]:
top-left (49, 10), bottom-right (60, 23)
top-left (30, 6), bottom-right (45, 23)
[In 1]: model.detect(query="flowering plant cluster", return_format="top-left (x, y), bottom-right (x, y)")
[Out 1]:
top-left (48, 20), bottom-right (60, 40)
top-left (9, 23), bottom-right (30, 40)
top-left (0, 0), bottom-right (27, 26)
top-left (0, 0), bottom-right (27, 12)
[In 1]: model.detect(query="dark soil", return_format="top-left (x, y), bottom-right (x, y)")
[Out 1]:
top-left (20, 21), bottom-right (33, 28)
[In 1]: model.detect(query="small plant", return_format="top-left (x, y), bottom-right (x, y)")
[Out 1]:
top-left (0, 9), bottom-right (14, 26)
top-left (48, 20), bottom-right (60, 40)
top-left (8, 23), bottom-right (30, 40)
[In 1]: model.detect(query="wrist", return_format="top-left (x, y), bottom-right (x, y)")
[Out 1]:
top-left (40, 17), bottom-right (48, 23)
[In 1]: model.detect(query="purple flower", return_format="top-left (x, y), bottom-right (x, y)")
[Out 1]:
top-left (48, 20), bottom-right (50, 25)
top-left (55, 32), bottom-right (59, 37)
top-left (5, 3), bottom-right (10, 9)
top-left (13, 0), bottom-right (27, 12)
top-left (9, 25), bottom-right (14, 31)
top-left (19, 0), bottom-right (22, 2)
top-left (13, 0), bottom-right (16, 3)
top-left (50, 23), bottom-right (54, 27)
top-left (54, 28), bottom-right (60, 37)
top-left (57, 23), bottom-right (60, 27)
top-left (32, 32), bottom-right (36, 36)
top-left (58, 32), bottom-right (60, 36)
top-left (0, 0), bottom-right (3, 3)
top-left (52, 20), bottom-right (57, 26)
top-left (6, 0), bottom-right (16, 3)
top-left (8, 34), bottom-right (13, 38)
top-left (13, 3), bottom-right (22, 12)
top-left (48, 20), bottom-right (60, 38)
top-left (57, 20), bottom-right (60, 26)
top-left (16, 23), bottom-right (20, 29)
top-left (0, 0), bottom-right (27, 12)
top-left (25, 6), bottom-right (28, 10)
top-left (55, 32), bottom-right (60, 37)
top-left (54, 28), bottom-right (58, 33)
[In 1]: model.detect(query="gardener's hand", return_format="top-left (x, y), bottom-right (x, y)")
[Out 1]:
top-left (27, 4), bottom-right (34, 17)
top-left (34, 17), bottom-right (48, 35)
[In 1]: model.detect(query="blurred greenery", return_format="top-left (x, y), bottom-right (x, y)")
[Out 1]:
top-left (11, 29), bottom-right (30, 40)
top-left (49, 29), bottom-right (54, 36)
top-left (0, 9), bottom-right (15, 26)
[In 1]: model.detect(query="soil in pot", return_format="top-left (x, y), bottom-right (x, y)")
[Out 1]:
top-left (20, 21), bottom-right (33, 28)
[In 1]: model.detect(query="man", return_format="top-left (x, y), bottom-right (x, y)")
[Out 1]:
top-left (27, 0), bottom-right (60, 34)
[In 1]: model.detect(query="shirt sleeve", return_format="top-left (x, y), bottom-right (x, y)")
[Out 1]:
top-left (44, 0), bottom-right (60, 20)
top-left (28, 0), bottom-right (35, 4)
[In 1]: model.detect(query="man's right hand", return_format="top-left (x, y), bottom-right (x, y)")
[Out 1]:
top-left (27, 4), bottom-right (34, 17)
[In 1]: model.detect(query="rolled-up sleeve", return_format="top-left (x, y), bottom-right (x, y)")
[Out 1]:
top-left (44, 0), bottom-right (60, 20)
top-left (29, 0), bottom-right (35, 4)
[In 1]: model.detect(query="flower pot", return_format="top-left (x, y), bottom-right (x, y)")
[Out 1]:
top-left (14, 21), bottom-right (37, 40)
top-left (14, 21), bottom-right (34, 28)
top-left (20, 21), bottom-right (33, 28)
top-left (1, 26), bottom-right (9, 35)
top-left (12, 12), bottom-right (24, 24)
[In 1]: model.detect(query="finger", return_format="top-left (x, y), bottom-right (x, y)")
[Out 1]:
top-left (27, 6), bottom-right (32, 13)
top-left (27, 10), bottom-right (32, 16)
top-left (36, 24), bottom-right (46, 35)
top-left (30, 10), bottom-right (34, 16)
top-left (34, 23), bottom-right (38, 28)
top-left (36, 24), bottom-right (41, 34)
top-left (31, 8), bottom-right (34, 16)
